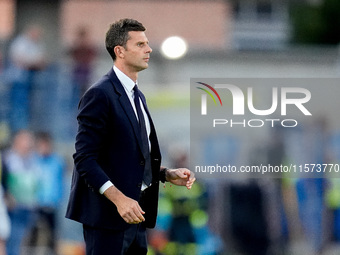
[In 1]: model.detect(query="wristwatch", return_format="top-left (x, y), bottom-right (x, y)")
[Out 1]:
top-left (160, 167), bottom-right (168, 183)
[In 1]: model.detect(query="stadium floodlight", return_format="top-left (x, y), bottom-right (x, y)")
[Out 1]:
top-left (161, 36), bottom-right (187, 59)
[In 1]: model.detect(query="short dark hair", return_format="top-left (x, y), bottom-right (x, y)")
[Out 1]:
top-left (35, 131), bottom-right (52, 143)
top-left (105, 18), bottom-right (146, 61)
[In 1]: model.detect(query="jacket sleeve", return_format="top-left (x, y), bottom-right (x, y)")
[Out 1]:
top-left (73, 87), bottom-right (111, 191)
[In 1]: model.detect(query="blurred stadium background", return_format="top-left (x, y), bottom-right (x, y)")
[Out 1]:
top-left (1, 0), bottom-right (340, 254)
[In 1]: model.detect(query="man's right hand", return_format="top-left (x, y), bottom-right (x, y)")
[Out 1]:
top-left (103, 185), bottom-right (145, 224)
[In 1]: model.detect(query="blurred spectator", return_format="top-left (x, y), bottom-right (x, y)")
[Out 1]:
top-left (0, 153), bottom-right (10, 255)
top-left (7, 25), bottom-right (46, 132)
top-left (167, 152), bottom-right (196, 251)
top-left (0, 187), bottom-right (10, 255)
top-left (2, 130), bottom-right (39, 255)
top-left (295, 119), bottom-right (329, 254)
top-left (148, 150), bottom-right (222, 255)
top-left (69, 26), bottom-right (97, 105)
top-left (229, 181), bottom-right (270, 255)
top-left (327, 132), bottom-right (340, 242)
top-left (0, 48), bottom-right (10, 133)
top-left (29, 131), bottom-right (64, 254)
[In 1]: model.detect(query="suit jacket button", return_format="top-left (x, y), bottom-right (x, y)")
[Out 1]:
top-left (137, 183), bottom-right (142, 188)
top-left (140, 160), bottom-right (145, 166)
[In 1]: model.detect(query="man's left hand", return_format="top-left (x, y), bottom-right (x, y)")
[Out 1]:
top-left (166, 168), bottom-right (196, 189)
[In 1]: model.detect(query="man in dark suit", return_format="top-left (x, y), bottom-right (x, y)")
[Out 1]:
top-left (65, 18), bottom-right (195, 255)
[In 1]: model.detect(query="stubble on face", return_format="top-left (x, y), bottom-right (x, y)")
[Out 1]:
top-left (123, 31), bottom-right (152, 74)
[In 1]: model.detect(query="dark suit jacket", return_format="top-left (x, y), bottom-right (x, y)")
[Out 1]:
top-left (65, 68), bottom-right (162, 230)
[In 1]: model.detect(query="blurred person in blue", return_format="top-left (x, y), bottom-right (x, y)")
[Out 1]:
top-left (2, 130), bottom-right (39, 255)
top-left (7, 25), bottom-right (46, 132)
top-left (295, 119), bottom-right (329, 254)
top-left (0, 154), bottom-right (10, 255)
top-left (29, 131), bottom-right (64, 254)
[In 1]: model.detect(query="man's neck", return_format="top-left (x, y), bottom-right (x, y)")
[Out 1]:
top-left (114, 63), bottom-right (138, 83)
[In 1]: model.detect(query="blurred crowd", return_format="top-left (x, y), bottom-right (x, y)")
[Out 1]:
top-left (0, 24), bottom-right (96, 255)
top-left (146, 119), bottom-right (340, 255)
top-left (0, 130), bottom-right (64, 255)
top-left (0, 24), bottom-right (97, 137)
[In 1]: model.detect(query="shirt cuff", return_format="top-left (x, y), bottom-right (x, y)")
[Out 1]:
top-left (99, 181), bottom-right (114, 194)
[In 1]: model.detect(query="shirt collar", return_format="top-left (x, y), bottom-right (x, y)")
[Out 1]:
top-left (113, 65), bottom-right (136, 93)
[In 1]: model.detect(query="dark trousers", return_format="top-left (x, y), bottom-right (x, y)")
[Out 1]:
top-left (29, 207), bottom-right (57, 251)
top-left (83, 190), bottom-right (148, 254)
top-left (83, 223), bottom-right (147, 255)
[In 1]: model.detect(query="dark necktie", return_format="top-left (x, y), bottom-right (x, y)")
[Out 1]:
top-left (133, 85), bottom-right (152, 186)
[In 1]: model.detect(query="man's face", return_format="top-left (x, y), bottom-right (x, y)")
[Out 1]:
top-left (122, 31), bottom-right (152, 72)
top-left (36, 140), bottom-right (52, 156)
top-left (13, 132), bottom-right (34, 156)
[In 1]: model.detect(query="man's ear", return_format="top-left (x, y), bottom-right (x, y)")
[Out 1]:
top-left (114, 46), bottom-right (124, 59)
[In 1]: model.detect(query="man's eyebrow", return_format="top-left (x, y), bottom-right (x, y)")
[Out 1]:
top-left (137, 40), bottom-right (149, 44)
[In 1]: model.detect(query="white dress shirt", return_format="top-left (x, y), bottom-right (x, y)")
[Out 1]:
top-left (99, 66), bottom-right (151, 194)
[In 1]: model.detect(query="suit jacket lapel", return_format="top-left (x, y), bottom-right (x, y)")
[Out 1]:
top-left (107, 68), bottom-right (161, 159)
top-left (107, 69), bottom-right (144, 153)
